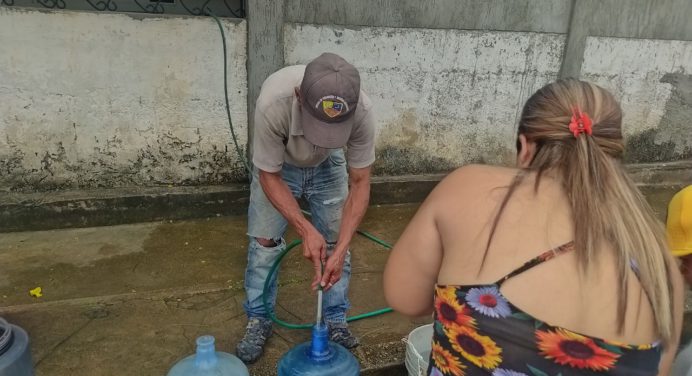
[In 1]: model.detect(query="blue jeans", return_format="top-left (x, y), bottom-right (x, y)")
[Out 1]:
top-left (243, 150), bottom-right (351, 324)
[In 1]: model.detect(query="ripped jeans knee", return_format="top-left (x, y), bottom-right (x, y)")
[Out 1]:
top-left (255, 237), bottom-right (279, 248)
top-left (243, 236), bottom-right (286, 317)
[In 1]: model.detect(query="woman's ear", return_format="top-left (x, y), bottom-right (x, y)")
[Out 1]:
top-left (516, 134), bottom-right (537, 168)
top-left (294, 87), bottom-right (301, 105)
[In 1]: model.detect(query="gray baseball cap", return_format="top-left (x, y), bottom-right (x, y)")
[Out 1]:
top-left (299, 53), bottom-right (361, 149)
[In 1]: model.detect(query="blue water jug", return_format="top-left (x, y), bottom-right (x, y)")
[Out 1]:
top-left (167, 335), bottom-right (249, 376)
top-left (278, 323), bottom-right (359, 376)
top-left (0, 317), bottom-right (34, 376)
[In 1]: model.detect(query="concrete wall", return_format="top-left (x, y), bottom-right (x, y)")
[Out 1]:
top-left (284, 24), bottom-right (564, 173)
top-left (246, 0), bottom-right (283, 154)
top-left (1, 0), bottom-right (691, 194)
top-left (284, 0), bottom-right (571, 33)
top-left (560, 0), bottom-right (692, 77)
top-left (279, 0), bottom-right (692, 177)
top-left (0, 8), bottom-right (247, 192)
top-left (581, 37), bottom-right (692, 163)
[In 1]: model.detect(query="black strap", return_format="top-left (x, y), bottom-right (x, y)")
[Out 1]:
top-left (495, 241), bottom-right (575, 286)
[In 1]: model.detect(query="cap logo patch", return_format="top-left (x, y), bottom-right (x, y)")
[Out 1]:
top-left (316, 95), bottom-right (349, 119)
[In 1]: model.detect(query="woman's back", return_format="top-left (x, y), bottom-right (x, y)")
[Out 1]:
top-left (434, 164), bottom-right (658, 346)
top-left (426, 165), bottom-right (661, 375)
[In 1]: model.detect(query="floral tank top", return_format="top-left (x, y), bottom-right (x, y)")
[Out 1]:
top-left (429, 242), bottom-right (662, 376)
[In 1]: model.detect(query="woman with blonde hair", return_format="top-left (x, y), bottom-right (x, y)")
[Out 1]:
top-left (384, 79), bottom-right (683, 375)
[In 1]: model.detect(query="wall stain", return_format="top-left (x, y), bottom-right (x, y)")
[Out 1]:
top-left (375, 109), bottom-right (514, 175)
top-left (0, 133), bottom-right (248, 192)
top-left (398, 110), bottom-right (420, 146)
top-left (40, 142), bottom-right (67, 177)
top-left (0, 145), bottom-right (26, 192)
top-left (3, 70), bottom-right (689, 191)
top-left (625, 73), bottom-right (692, 163)
top-left (374, 145), bottom-right (456, 175)
top-left (624, 128), bottom-right (688, 163)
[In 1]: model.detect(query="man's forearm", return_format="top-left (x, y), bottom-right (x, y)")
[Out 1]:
top-left (334, 170), bottom-right (371, 254)
top-left (259, 170), bottom-right (313, 236)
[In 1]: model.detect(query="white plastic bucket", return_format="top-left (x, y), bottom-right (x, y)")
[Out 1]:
top-left (404, 324), bottom-right (433, 376)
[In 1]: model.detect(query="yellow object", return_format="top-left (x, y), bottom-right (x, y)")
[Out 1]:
top-left (29, 287), bottom-right (43, 298)
top-left (667, 185), bottom-right (692, 257)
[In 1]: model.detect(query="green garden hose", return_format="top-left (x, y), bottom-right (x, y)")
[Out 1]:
top-left (262, 239), bottom-right (394, 329)
top-left (207, 13), bottom-right (394, 329)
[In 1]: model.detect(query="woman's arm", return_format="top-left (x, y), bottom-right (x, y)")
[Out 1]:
top-left (383, 165), bottom-right (487, 317)
top-left (383, 193), bottom-right (443, 316)
top-left (383, 167), bottom-right (485, 317)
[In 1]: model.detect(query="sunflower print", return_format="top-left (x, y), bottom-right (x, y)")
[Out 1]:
top-left (536, 328), bottom-right (620, 371)
top-left (445, 323), bottom-right (502, 369)
top-left (435, 286), bottom-right (476, 328)
top-left (430, 244), bottom-right (661, 376)
top-left (431, 341), bottom-right (465, 375)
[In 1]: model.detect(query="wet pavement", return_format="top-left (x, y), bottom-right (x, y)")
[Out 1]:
top-left (1, 186), bottom-right (691, 375)
top-left (0, 204), bottom-right (424, 375)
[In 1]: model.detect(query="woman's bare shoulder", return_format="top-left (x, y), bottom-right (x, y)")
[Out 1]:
top-left (420, 164), bottom-right (521, 213)
top-left (439, 164), bottom-right (520, 191)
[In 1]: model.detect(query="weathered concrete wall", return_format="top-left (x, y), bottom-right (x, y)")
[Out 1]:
top-left (284, 24), bottom-right (565, 174)
top-left (0, 8), bottom-right (248, 192)
top-left (581, 37), bottom-right (692, 163)
top-left (2, 0), bottom-right (691, 194)
top-left (246, 0), bottom-right (284, 148)
top-left (285, 0), bottom-right (571, 33)
top-left (560, 0), bottom-right (692, 77)
top-left (244, 0), bottom-right (571, 172)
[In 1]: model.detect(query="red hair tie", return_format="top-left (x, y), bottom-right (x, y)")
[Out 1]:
top-left (569, 107), bottom-right (593, 138)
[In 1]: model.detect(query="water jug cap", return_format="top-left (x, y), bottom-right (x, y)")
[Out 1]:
top-left (194, 335), bottom-right (218, 369)
top-left (196, 335), bottom-right (215, 348)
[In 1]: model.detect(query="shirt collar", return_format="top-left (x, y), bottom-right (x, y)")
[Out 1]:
top-left (290, 95), bottom-right (304, 136)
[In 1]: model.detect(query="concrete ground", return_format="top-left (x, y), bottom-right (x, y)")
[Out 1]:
top-left (0, 204), bottom-right (426, 376)
top-left (1, 186), bottom-right (691, 376)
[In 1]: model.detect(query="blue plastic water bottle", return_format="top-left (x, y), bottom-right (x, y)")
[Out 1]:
top-left (167, 335), bottom-right (249, 376)
top-left (277, 323), bottom-right (359, 376)
top-left (0, 317), bottom-right (34, 376)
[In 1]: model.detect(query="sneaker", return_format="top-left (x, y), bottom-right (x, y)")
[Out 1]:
top-left (236, 317), bottom-right (273, 363)
top-left (328, 322), bottom-right (359, 349)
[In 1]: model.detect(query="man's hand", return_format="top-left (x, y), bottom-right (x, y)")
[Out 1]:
top-left (301, 226), bottom-right (327, 290)
top-left (320, 250), bottom-right (347, 292)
